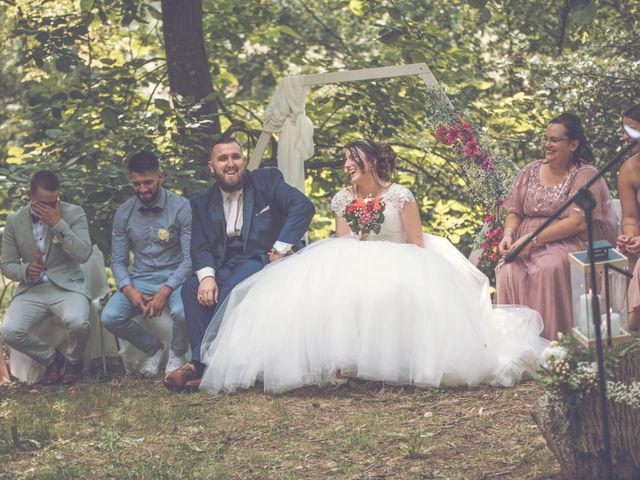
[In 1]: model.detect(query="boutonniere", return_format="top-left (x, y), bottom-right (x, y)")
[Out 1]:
top-left (157, 228), bottom-right (171, 243)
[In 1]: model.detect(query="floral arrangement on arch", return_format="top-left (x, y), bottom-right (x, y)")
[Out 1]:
top-left (423, 85), bottom-right (516, 271)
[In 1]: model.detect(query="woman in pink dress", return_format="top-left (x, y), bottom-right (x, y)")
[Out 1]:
top-left (615, 105), bottom-right (640, 332)
top-left (495, 113), bottom-right (617, 340)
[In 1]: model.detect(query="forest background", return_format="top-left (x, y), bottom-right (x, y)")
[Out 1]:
top-left (0, 0), bottom-right (638, 266)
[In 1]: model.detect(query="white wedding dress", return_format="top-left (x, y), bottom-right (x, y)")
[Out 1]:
top-left (199, 184), bottom-right (548, 394)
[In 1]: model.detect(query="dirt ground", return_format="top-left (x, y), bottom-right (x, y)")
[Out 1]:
top-left (0, 376), bottom-right (559, 479)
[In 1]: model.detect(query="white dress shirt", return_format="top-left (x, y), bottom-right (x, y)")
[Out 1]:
top-left (30, 208), bottom-right (49, 283)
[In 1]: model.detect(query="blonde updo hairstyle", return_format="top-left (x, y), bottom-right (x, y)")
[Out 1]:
top-left (345, 139), bottom-right (397, 184)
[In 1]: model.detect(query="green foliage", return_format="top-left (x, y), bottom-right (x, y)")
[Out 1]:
top-left (1, 0), bottom-right (638, 263)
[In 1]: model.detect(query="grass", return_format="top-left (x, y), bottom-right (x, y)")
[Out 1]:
top-left (0, 376), bottom-right (559, 479)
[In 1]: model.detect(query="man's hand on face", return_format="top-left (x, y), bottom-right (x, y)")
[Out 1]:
top-left (31, 199), bottom-right (61, 227)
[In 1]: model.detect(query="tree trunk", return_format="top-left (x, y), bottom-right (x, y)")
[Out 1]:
top-left (532, 347), bottom-right (640, 480)
top-left (161, 0), bottom-right (220, 161)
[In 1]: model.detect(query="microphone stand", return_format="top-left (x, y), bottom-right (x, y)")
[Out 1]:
top-left (502, 138), bottom-right (638, 480)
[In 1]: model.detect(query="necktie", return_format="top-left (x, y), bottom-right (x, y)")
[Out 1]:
top-left (226, 191), bottom-right (241, 237)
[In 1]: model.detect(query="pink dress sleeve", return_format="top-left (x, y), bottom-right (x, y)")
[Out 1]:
top-left (562, 164), bottom-right (617, 245)
top-left (505, 162), bottom-right (534, 217)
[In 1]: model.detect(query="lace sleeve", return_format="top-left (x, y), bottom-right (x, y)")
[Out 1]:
top-left (385, 184), bottom-right (416, 210)
top-left (330, 188), bottom-right (353, 217)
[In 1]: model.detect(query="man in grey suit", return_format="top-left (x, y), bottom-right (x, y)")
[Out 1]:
top-left (0, 170), bottom-right (93, 385)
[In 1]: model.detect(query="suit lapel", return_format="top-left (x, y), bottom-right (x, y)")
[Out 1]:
top-left (209, 186), bottom-right (227, 251)
top-left (18, 207), bottom-right (38, 260)
top-left (241, 178), bottom-right (255, 250)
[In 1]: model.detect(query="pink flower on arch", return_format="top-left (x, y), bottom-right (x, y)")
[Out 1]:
top-left (464, 140), bottom-right (480, 158)
top-left (435, 125), bottom-right (448, 143)
top-left (480, 157), bottom-right (495, 170)
top-left (446, 127), bottom-right (461, 144)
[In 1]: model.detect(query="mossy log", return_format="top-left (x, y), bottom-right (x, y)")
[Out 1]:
top-left (532, 345), bottom-right (640, 480)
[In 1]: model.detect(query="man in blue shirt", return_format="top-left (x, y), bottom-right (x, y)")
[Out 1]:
top-left (101, 151), bottom-right (192, 375)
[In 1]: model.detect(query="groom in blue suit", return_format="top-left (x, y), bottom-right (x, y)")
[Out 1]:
top-left (164, 136), bottom-right (315, 392)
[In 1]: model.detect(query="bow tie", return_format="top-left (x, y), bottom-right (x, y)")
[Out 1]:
top-left (139, 206), bottom-right (162, 214)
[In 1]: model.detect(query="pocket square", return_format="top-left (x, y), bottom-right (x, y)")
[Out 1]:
top-left (256, 205), bottom-right (271, 216)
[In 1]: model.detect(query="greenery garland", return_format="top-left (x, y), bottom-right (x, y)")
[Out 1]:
top-left (422, 85), bottom-right (516, 271)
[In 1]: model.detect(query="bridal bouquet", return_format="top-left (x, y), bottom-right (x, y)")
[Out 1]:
top-left (343, 196), bottom-right (386, 239)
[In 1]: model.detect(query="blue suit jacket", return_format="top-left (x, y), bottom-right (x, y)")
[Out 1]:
top-left (190, 168), bottom-right (315, 272)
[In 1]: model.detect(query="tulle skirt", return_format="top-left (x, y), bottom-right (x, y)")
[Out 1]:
top-left (200, 234), bottom-right (548, 394)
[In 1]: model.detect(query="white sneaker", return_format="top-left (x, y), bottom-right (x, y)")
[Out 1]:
top-left (165, 350), bottom-right (184, 373)
top-left (140, 345), bottom-right (165, 376)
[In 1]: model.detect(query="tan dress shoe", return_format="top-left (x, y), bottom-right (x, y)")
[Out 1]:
top-left (163, 362), bottom-right (200, 392)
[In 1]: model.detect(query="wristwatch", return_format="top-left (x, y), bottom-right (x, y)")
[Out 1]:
top-left (271, 245), bottom-right (290, 255)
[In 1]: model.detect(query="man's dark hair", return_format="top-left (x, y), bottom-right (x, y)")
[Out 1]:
top-left (30, 170), bottom-right (60, 193)
top-left (128, 150), bottom-right (160, 173)
top-left (212, 136), bottom-right (243, 153)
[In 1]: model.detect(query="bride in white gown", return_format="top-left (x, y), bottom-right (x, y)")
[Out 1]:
top-left (199, 139), bottom-right (548, 394)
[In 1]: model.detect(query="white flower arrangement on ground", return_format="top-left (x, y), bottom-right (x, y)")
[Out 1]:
top-left (538, 332), bottom-right (640, 427)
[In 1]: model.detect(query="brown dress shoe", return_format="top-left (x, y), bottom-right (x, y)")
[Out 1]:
top-left (62, 362), bottom-right (83, 385)
top-left (163, 362), bottom-right (201, 392)
top-left (183, 378), bottom-right (201, 393)
top-left (41, 351), bottom-right (65, 386)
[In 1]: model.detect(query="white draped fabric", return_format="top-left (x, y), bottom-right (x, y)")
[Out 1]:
top-left (262, 76), bottom-right (314, 192)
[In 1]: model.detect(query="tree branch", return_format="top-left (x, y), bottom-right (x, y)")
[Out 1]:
top-left (558, 0), bottom-right (570, 54)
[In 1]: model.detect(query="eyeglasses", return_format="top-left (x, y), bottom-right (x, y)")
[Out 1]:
top-left (542, 136), bottom-right (570, 145)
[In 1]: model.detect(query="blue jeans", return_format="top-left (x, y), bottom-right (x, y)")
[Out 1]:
top-left (101, 270), bottom-right (188, 356)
